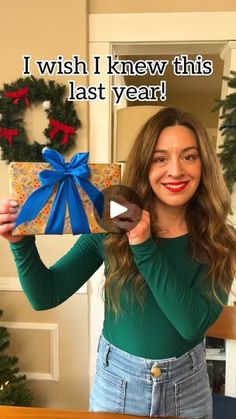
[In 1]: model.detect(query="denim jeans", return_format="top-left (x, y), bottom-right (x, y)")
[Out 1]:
top-left (89, 335), bottom-right (212, 418)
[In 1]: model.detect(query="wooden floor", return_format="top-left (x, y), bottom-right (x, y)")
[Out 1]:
top-left (0, 406), bottom-right (179, 419)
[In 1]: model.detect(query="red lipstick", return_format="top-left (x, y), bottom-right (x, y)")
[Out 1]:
top-left (162, 182), bottom-right (189, 193)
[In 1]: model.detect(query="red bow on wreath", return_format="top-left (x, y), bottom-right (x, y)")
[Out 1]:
top-left (49, 119), bottom-right (75, 145)
top-left (0, 127), bottom-right (18, 145)
top-left (5, 86), bottom-right (30, 106)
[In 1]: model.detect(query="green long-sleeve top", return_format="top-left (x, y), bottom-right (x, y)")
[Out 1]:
top-left (10, 233), bottom-right (226, 359)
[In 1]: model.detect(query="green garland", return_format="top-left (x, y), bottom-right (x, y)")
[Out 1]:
top-left (214, 71), bottom-right (236, 192)
top-left (0, 76), bottom-right (81, 163)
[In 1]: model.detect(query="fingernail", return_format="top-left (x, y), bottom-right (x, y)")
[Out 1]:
top-left (10, 207), bottom-right (18, 213)
top-left (10, 200), bottom-right (18, 207)
top-left (10, 222), bottom-right (16, 229)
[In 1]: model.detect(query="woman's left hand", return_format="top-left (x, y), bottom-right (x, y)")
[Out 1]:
top-left (113, 198), bottom-right (151, 245)
top-left (126, 209), bottom-right (151, 245)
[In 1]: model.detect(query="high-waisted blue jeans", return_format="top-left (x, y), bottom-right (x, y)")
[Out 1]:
top-left (89, 335), bottom-right (212, 418)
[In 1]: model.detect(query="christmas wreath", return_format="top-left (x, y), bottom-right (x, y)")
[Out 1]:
top-left (0, 76), bottom-right (81, 163)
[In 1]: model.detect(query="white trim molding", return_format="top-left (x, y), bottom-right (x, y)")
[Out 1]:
top-left (0, 276), bottom-right (87, 294)
top-left (0, 321), bottom-right (59, 381)
top-left (220, 41), bottom-right (236, 61)
top-left (0, 277), bottom-right (22, 292)
top-left (90, 12), bottom-right (236, 42)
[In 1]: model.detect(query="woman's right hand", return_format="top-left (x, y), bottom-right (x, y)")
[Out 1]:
top-left (0, 199), bottom-right (24, 243)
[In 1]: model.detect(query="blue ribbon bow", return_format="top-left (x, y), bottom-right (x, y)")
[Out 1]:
top-left (15, 148), bottom-right (104, 234)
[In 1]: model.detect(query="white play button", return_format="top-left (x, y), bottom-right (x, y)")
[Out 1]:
top-left (110, 200), bottom-right (128, 219)
top-left (93, 185), bottom-right (143, 232)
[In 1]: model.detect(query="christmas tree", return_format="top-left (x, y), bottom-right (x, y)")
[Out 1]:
top-left (0, 309), bottom-right (33, 406)
top-left (214, 70), bottom-right (236, 192)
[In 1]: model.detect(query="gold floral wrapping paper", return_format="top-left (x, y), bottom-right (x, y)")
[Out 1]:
top-left (9, 161), bottom-right (121, 235)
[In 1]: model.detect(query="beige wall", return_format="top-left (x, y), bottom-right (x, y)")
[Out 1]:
top-left (89, 0), bottom-right (236, 13)
top-left (1, 0), bottom-right (88, 151)
top-left (0, 0), bottom-right (89, 410)
top-left (0, 291), bottom-right (89, 409)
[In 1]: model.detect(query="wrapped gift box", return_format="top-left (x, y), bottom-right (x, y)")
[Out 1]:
top-left (9, 150), bottom-right (121, 235)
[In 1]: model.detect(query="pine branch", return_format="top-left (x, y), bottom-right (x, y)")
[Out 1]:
top-left (216, 71), bottom-right (236, 192)
top-left (0, 310), bottom-right (33, 406)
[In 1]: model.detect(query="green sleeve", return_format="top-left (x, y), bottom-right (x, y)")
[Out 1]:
top-left (10, 234), bottom-right (104, 310)
top-left (130, 237), bottom-right (227, 340)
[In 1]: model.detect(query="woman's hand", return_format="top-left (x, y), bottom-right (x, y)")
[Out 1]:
top-left (126, 210), bottom-right (151, 245)
top-left (112, 196), bottom-right (151, 245)
top-left (0, 199), bottom-right (24, 243)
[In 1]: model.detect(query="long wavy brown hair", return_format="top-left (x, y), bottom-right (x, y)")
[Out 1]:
top-left (104, 107), bottom-right (236, 315)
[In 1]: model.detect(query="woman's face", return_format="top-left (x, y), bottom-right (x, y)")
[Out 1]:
top-left (148, 124), bottom-right (202, 210)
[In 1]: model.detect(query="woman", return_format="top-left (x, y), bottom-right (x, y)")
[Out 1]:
top-left (0, 107), bottom-right (235, 418)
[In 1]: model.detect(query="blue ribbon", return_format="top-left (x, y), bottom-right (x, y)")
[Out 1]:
top-left (15, 148), bottom-right (104, 234)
